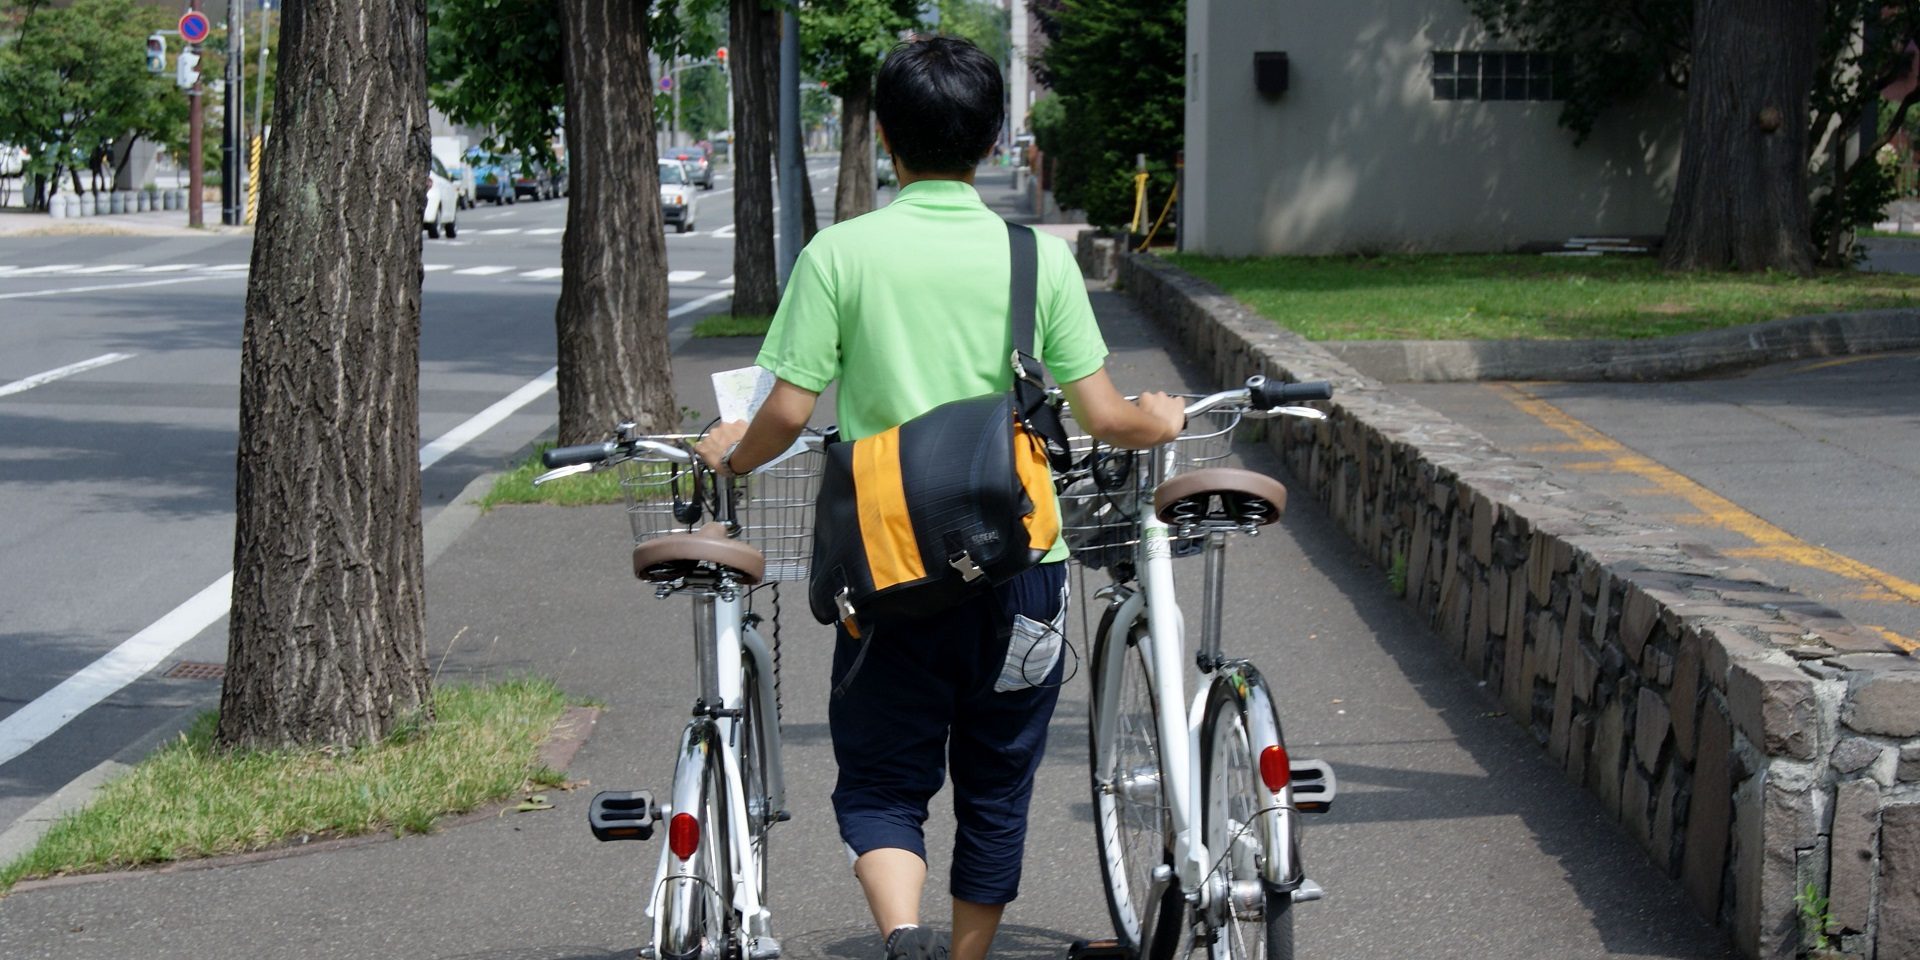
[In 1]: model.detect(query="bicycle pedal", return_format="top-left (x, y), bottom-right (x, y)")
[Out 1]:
top-left (1291, 879), bottom-right (1326, 903)
top-left (1289, 758), bottom-right (1336, 813)
top-left (773, 809), bottom-right (792, 823)
top-left (1067, 938), bottom-right (1135, 960)
top-left (588, 789), bottom-right (658, 842)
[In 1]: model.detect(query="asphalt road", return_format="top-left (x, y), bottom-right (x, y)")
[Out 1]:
top-left (1396, 351), bottom-right (1920, 649)
top-left (0, 157), bottom-right (848, 840)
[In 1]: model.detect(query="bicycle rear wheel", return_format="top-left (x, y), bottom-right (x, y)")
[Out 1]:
top-left (1202, 684), bottom-right (1293, 960)
top-left (1089, 612), bottom-right (1183, 960)
top-left (658, 726), bottom-right (735, 960)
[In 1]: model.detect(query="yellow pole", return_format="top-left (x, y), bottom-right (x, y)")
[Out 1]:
top-left (1129, 171), bottom-right (1150, 234)
top-left (246, 134), bottom-right (262, 224)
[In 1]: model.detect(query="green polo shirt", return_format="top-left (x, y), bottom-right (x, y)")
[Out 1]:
top-left (755, 178), bottom-right (1108, 563)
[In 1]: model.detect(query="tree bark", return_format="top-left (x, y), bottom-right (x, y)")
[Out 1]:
top-left (1660, 0), bottom-right (1823, 274)
top-left (553, 0), bottom-right (673, 444)
top-left (796, 91), bottom-right (818, 245)
top-left (730, 0), bottom-right (780, 316)
top-left (833, 76), bottom-right (876, 222)
top-left (221, 0), bottom-right (433, 750)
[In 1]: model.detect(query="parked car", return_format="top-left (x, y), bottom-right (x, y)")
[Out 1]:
top-left (659, 159), bottom-right (698, 233)
top-left (424, 156), bottom-right (460, 239)
top-left (513, 156), bottom-right (566, 201)
top-left (473, 153), bottom-right (516, 205)
top-left (664, 145), bottom-right (713, 189)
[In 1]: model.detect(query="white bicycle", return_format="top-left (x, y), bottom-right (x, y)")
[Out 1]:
top-left (1063, 376), bottom-right (1338, 960)
top-left (536, 425), bottom-right (824, 960)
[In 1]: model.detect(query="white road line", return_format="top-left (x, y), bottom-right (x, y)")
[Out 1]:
top-left (519, 267), bottom-right (564, 280)
top-left (722, 274), bottom-right (735, 285)
top-left (0, 352), bottom-right (135, 399)
top-left (423, 264), bottom-right (453, 272)
top-left (0, 275), bottom-right (233, 301)
top-left (205, 264), bottom-right (251, 272)
top-left (670, 290), bottom-right (733, 319)
top-left (0, 366), bottom-right (563, 770)
top-left (62, 265), bottom-right (140, 276)
top-left (453, 265), bottom-right (513, 275)
top-left (477, 228), bottom-right (522, 235)
top-left (668, 270), bottom-right (706, 283)
top-left (134, 263), bottom-right (202, 273)
top-left (6, 264), bottom-right (82, 276)
top-left (712, 223), bottom-right (736, 238)
top-left (526, 227), bottom-right (565, 236)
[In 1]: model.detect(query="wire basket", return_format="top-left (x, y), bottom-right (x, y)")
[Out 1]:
top-left (1056, 408), bottom-right (1241, 568)
top-left (616, 436), bottom-right (826, 583)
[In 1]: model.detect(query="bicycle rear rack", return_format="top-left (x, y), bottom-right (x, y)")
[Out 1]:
top-left (588, 790), bottom-right (659, 841)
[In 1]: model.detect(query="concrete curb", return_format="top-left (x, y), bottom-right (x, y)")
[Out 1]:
top-left (1320, 310), bottom-right (1920, 382)
top-left (1113, 250), bottom-right (1920, 960)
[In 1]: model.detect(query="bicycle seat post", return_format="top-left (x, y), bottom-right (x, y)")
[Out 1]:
top-left (1197, 531), bottom-right (1229, 672)
top-left (691, 588), bottom-right (724, 716)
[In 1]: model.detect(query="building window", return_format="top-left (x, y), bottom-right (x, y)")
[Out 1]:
top-left (1432, 52), bottom-right (1560, 102)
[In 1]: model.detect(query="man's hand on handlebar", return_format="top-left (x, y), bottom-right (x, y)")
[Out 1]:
top-left (693, 420), bottom-right (748, 476)
top-left (1136, 391), bottom-right (1185, 445)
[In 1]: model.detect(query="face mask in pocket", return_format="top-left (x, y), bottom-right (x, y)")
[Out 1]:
top-left (995, 584), bottom-right (1068, 693)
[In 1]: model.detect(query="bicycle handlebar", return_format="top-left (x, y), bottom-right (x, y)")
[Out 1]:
top-left (542, 442), bottom-right (621, 469)
top-left (1181, 375), bottom-right (1335, 418)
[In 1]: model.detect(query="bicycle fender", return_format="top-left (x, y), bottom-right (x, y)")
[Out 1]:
top-left (1203, 662), bottom-right (1304, 891)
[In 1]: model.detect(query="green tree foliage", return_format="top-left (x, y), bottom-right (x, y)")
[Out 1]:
top-left (1032, 0), bottom-right (1183, 228)
top-left (0, 0), bottom-right (184, 205)
top-left (675, 62), bottom-right (730, 141)
top-left (1466, 0), bottom-right (1920, 265)
top-left (936, 0), bottom-right (1009, 67)
top-left (800, 0), bottom-right (915, 99)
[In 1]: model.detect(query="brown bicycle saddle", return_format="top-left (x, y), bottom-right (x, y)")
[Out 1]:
top-left (1152, 467), bottom-right (1288, 527)
top-left (631, 522), bottom-right (766, 585)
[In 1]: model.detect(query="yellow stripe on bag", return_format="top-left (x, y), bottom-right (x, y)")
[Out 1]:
top-left (853, 428), bottom-right (927, 590)
top-left (1015, 423), bottom-right (1061, 552)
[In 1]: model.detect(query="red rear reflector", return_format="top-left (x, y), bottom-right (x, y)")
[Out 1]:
top-left (1259, 745), bottom-right (1291, 792)
top-left (668, 812), bottom-right (699, 860)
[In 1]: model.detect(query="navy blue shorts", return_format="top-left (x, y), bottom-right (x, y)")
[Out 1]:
top-left (828, 562), bottom-right (1069, 905)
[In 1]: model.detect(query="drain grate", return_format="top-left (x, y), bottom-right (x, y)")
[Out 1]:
top-left (164, 661), bottom-right (226, 680)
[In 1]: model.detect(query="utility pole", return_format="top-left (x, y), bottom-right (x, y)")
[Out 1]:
top-left (776, 7), bottom-right (801, 286)
top-left (222, 0), bottom-right (246, 225)
top-left (187, 0), bottom-right (205, 229)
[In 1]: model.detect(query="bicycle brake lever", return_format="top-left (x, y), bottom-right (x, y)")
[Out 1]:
top-left (1242, 405), bottom-right (1328, 421)
top-left (533, 463), bottom-right (594, 486)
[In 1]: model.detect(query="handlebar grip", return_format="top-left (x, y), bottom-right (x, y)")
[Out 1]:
top-left (542, 442), bottom-right (618, 468)
top-left (1248, 376), bottom-right (1333, 409)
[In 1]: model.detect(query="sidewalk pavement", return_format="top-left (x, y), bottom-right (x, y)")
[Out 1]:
top-left (0, 205), bottom-right (246, 238)
top-left (0, 171), bottom-right (1734, 959)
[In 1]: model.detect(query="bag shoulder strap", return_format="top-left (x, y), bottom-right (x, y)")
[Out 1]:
top-left (1003, 220), bottom-right (1072, 472)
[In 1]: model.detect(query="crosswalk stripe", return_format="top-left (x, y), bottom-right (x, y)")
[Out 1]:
top-left (526, 228), bottom-right (565, 236)
top-left (477, 228), bottom-right (522, 235)
top-left (423, 264), bottom-right (453, 272)
top-left (453, 266), bottom-right (513, 275)
top-left (8, 264), bottom-right (82, 276)
top-left (668, 270), bottom-right (706, 283)
top-left (519, 268), bottom-right (564, 280)
top-left (62, 265), bottom-right (140, 275)
top-left (206, 264), bottom-right (250, 272)
top-left (722, 275), bottom-right (735, 285)
top-left (134, 264), bottom-right (201, 273)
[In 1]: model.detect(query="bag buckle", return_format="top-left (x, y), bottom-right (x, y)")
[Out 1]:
top-left (834, 587), bottom-right (863, 639)
top-left (949, 553), bottom-right (986, 582)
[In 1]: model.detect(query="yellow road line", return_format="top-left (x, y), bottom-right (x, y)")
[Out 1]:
top-left (1867, 625), bottom-right (1919, 653)
top-left (1489, 383), bottom-right (1920, 606)
top-left (1792, 350), bottom-right (1917, 374)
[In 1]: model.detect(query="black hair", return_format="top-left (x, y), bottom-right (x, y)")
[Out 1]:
top-left (874, 37), bottom-right (1004, 174)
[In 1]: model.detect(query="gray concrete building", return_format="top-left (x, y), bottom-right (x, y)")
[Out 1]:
top-left (1183, 0), bottom-right (1684, 256)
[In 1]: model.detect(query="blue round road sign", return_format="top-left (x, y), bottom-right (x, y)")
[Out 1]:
top-left (179, 11), bottom-right (210, 44)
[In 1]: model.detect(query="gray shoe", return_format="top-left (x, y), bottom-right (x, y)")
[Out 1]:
top-left (885, 926), bottom-right (948, 960)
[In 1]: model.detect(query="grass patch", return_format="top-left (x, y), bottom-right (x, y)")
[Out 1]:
top-left (0, 679), bottom-right (570, 891)
top-left (1165, 252), bottom-right (1920, 341)
top-left (478, 444), bottom-right (626, 509)
top-left (691, 313), bottom-right (773, 338)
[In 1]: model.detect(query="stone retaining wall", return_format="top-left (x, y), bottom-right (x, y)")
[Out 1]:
top-left (1113, 250), bottom-right (1920, 960)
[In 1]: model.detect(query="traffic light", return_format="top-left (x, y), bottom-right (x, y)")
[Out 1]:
top-left (715, 46), bottom-right (727, 65)
top-left (146, 34), bottom-right (166, 73)
top-left (176, 49), bottom-right (200, 89)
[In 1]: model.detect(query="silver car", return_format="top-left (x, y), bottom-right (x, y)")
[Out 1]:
top-left (659, 159), bottom-right (699, 233)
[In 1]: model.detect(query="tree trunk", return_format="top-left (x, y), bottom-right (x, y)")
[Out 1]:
top-left (833, 77), bottom-right (876, 222)
top-left (221, 0), bottom-right (433, 750)
top-left (553, 0), bottom-right (674, 444)
top-left (795, 94), bottom-right (818, 245)
top-left (1660, 0), bottom-right (1823, 274)
top-left (730, 0), bottom-right (780, 316)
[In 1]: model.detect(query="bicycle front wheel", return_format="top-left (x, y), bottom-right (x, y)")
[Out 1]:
top-left (1089, 612), bottom-right (1182, 960)
top-left (1202, 684), bottom-right (1293, 960)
